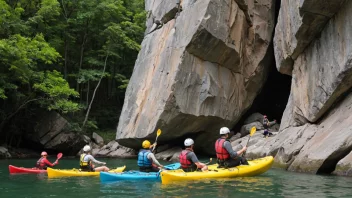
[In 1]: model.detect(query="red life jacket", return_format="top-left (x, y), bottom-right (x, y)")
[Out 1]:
top-left (179, 150), bottom-right (192, 168)
top-left (215, 138), bottom-right (230, 160)
top-left (36, 157), bottom-right (46, 169)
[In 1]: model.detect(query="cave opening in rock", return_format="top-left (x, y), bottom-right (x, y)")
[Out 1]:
top-left (233, 0), bottom-right (290, 133)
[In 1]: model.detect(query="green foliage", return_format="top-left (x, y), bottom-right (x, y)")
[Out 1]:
top-left (0, 0), bottom-right (146, 138)
top-left (33, 70), bottom-right (80, 113)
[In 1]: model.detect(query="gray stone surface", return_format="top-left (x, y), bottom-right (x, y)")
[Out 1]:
top-left (280, 0), bottom-right (352, 128)
top-left (116, 0), bottom-right (276, 155)
top-left (274, 0), bottom-right (346, 75)
top-left (155, 147), bottom-right (182, 161)
top-left (240, 121), bottom-right (264, 137)
top-left (243, 113), bottom-right (264, 125)
top-left (92, 132), bottom-right (104, 146)
top-left (0, 147), bottom-right (11, 159)
top-left (107, 146), bottom-right (136, 158)
top-left (333, 151), bottom-right (352, 176)
top-left (44, 132), bottom-right (90, 155)
top-left (245, 91), bottom-right (352, 175)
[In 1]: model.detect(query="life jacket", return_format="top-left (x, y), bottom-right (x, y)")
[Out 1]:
top-left (80, 154), bottom-right (91, 167)
top-left (215, 138), bottom-right (230, 160)
top-left (36, 157), bottom-right (46, 169)
top-left (137, 149), bottom-right (152, 167)
top-left (179, 150), bottom-right (192, 169)
top-left (263, 118), bottom-right (269, 129)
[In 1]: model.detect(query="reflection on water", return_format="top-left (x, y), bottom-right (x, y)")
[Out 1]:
top-left (1, 159), bottom-right (352, 198)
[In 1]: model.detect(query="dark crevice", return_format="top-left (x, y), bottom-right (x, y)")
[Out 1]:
top-left (317, 145), bottom-right (352, 174)
top-left (233, 0), bottom-right (288, 133)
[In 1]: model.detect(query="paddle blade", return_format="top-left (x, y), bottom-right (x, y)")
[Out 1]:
top-left (57, 153), bottom-right (63, 160)
top-left (157, 129), bottom-right (162, 137)
top-left (250, 126), bottom-right (257, 136)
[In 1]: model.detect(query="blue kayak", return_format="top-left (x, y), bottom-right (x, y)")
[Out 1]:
top-left (100, 163), bottom-right (180, 182)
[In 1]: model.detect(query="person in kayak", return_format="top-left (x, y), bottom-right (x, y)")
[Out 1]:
top-left (138, 140), bottom-right (164, 172)
top-left (36, 151), bottom-right (58, 170)
top-left (263, 115), bottom-right (276, 137)
top-left (80, 145), bottom-right (109, 172)
top-left (215, 127), bottom-right (249, 168)
top-left (179, 138), bottom-right (208, 172)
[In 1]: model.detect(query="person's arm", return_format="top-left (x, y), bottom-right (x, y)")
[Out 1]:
top-left (148, 153), bottom-right (163, 167)
top-left (188, 152), bottom-right (206, 168)
top-left (87, 155), bottom-right (105, 165)
top-left (43, 158), bottom-right (56, 167)
top-left (224, 141), bottom-right (246, 158)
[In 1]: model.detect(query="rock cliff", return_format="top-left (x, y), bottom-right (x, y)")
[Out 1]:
top-left (244, 0), bottom-right (352, 176)
top-left (116, 0), bottom-right (276, 154)
top-left (116, 0), bottom-right (352, 176)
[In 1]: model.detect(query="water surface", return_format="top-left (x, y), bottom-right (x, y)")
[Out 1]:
top-left (1, 157), bottom-right (351, 198)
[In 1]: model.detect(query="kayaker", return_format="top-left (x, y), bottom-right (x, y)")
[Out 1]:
top-left (36, 151), bottom-right (58, 170)
top-left (138, 140), bottom-right (164, 172)
top-left (80, 145), bottom-right (109, 172)
top-left (263, 115), bottom-right (276, 137)
top-left (215, 127), bottom-right (249, 168)
top-left (179, 138), bottom-right (208, 172)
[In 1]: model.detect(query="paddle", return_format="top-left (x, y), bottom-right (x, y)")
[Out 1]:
top-left (163, 163), bottom-right (181, 170)
top-left (204, 158), bottom-right (212, 165)
top-left (55, 153), bottom-right (63, 164)
top-left (152, 129), bottom-right (162, 152)
top-left (242, 126), bottom-right (256, 157)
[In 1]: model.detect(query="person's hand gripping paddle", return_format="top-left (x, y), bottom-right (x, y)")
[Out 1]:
top-left (242, 127), bottom-right (256, 157)
top-left (152, 129), bottom-right (162, 152)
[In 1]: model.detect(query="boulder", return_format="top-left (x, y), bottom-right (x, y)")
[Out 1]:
top-left (92, 148), bottom-right (100, 156)
top-left (243, 113), bottom-right (264, 125)
top-left (116, 0), bottom-right (276, 155)
top-left (27, 111), bottom-right (90, 155)
top-left (333, 151), bottom-right (352, 176)
top-left (239, 122), bottom-right (264, 137)
top-left (155, 147), bottom-right (182, 161)
top-left (44, 132), bottom-right (90, 156)
top-left (246, 91), bottom-right (352, 174)
top-left (274, 0), bottom-right (346, 75)
top-left (96, 149), bottom-right (111, 157)
top-left (107, 146), bottom-right (136, 158)
top-left (229, 133), bottom-right (241, 142)
top-left (31, 111), bottom-right (69, 145)
top-left (0, 146), bottom-right (11, 159)
top-left (109, 141), bottom-right (120, 151)
top-left (92, 132), bottom-right (104, 146)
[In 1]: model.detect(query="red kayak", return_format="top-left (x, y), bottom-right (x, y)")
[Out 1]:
top-left (9, 165), bottom-right (47, 174)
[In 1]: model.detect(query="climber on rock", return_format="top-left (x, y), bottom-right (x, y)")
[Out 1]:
top-left (146, 18), bottom-right (163, 35)
top-left (263, 115), bottom-right (276, 138)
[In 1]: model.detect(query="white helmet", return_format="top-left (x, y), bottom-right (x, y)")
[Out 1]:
top-left (184, 138), bottom-right (194, 146)
top-left (220, 127), bottom-right (230, 135)
top-left (83, 145), bottom-right (91, 152)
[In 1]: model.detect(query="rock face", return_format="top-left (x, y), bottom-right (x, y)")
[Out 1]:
top-left (333, 151), bottom-right (352, 176)
top-left (92, 132), bottom-right (104, 146)
top-left (155, 147), bottom-right (182, 162)
top-left (28, 111), bottom-right (89, 155)
top-left (274, 0), bottom-right (346, 75)
top-left (116, 0), bottom-right (276, 154)
top-left (241, 0), bottom-right (352, 175)
top-left (246, 91), bottom-right (352, 174)
top-left (0, 146), bottom-right (11, 159)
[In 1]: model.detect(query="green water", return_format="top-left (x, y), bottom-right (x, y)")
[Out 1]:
top-left (1, 157), bottom-right (352, 198)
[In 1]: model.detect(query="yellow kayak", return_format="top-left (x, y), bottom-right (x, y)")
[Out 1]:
top-left (160, 156), bottom-right (273, 184)
top-left (47, 166), bottom-right (126, 178)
